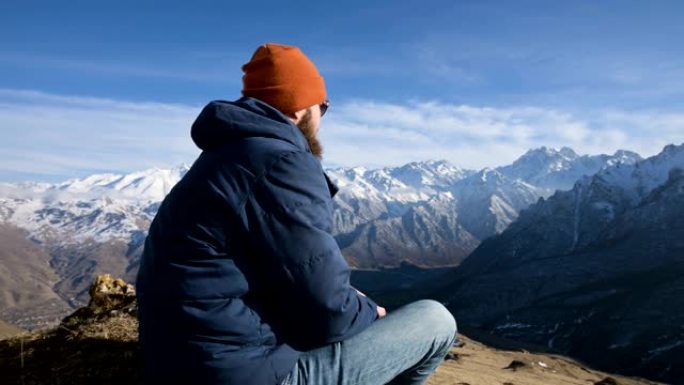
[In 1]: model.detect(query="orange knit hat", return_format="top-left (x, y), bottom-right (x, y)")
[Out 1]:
top-left (241, 43), bottom-right (327, 114)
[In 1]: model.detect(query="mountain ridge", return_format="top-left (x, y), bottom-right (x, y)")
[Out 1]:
top-left (439, 142), bottom-right (684, 383)
top-left (0, 145), bottom-right (647, 330)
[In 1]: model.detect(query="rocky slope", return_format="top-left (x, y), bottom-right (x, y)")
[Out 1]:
top-left (0, 275), bottom-right (661, 385)
top-left (440, 143), bottom-right (684, 384)
top-left (0, 224), bottom-right (72, 330)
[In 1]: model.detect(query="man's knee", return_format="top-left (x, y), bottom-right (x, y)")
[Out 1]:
top-left (408, 299), bottom-right (457, 344)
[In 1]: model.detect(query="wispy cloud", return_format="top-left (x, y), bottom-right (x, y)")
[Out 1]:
top-left (404, 16), bottom-right (684, 109)
top-left (320, 99), bottom-right (684, 169)
top-left (0, 88), bottom-right (682, 182)
top-left (0, 89), bottom-right (201, 180)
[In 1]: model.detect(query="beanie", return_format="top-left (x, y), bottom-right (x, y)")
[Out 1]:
top-left (241, 43), bottom-right (327, 114)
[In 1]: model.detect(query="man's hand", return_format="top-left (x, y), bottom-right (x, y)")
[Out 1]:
top-left (354, 287), bottom-right (387, 318)
top-left (376, 305), bottom-right (387, 318)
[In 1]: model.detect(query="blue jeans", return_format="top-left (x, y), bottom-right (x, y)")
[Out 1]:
top-left (280, 299), bottom-right (457, 385)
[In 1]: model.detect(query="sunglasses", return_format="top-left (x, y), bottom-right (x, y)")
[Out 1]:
top-left (320, 99), bottom-right (330, 117)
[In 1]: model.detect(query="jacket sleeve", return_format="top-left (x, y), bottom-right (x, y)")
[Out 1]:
top-left (244, 150), bottom-right (379, 347)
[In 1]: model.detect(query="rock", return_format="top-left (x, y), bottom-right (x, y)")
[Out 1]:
top-left (60, 274), bottom-right (137, 329)
top-left (503, 360), bottom-right (527, 371)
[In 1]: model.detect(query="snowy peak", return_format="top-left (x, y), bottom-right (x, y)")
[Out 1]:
top-left (455, 167), bottom-right (538, 199)
top-left (0, 164), bottom-right (190, 243)
top-left (328, 160), bottom-right (473, 203)
top-left (512, 142), bottom-right (684, 253)
top-left (610, 149), bottom-right (641, 164)
top-left (591, 142), bottom-right (684, 202)
top-left (388, 159), bottom-right (470, 188)
top-left (520, 146), bottom-right (579, 164)
top-left (450, 167), bottom-right (543, 239)
top-left (498, 146), bottom-right (642, 192)
top-left (36, 164), bottom-right (189, 202)
top-left (473, 167), bottom-right (506, 185)
top-left (558, 146), bottom-right (579, 158)
top-left (453, 168), bottom-right (512, 196)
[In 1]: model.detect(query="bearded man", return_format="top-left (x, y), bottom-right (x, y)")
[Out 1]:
top-left (136, 42), bottom-right (457, 385)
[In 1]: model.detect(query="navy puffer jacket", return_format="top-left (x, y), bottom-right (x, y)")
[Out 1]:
top-left (135, 96), bottom-right (379, 385)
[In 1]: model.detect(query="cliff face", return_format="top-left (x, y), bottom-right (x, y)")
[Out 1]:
top-left (0, 275), bottom-right (661, 385)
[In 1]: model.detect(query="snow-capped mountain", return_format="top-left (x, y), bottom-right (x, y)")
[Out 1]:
top-left (440, 142), bottom-right (684, 384)
top-left (0, 165), bottom-right (190, 243)
top-left (326, 160), bottom-right (474, 237)
top-left (498, 146), bottom-right (642, 194)
top-left (0, 147), bottom-right (637, 249)
top-left (325, 148), bottom-right (640, 259)
top-left (0, 164), bottom-right (190, 202)
top-left (451, 167), bottom-right (544, 240)
top-left (0, 146), bottom-right (639, 329)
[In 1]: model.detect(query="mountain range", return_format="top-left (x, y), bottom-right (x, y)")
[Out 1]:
top-left (0, 146), bottom-right (643, 331)
top-left (440, 143), bottom-right (684, 383)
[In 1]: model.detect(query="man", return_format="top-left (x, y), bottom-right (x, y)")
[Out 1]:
top-left (136, 43), bottom-right (457, 385)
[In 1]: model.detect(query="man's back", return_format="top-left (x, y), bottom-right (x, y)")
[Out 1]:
top-left (135, 97), bottom-right (378, 385)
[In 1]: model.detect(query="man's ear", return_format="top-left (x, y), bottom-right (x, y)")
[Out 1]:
top-left (286, 108), bottom-right (308, 124)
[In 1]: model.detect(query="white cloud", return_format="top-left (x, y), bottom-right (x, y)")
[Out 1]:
top-left (0, 89), bottom-right (201, 179)
top-left (0, 88), bottom-right (682, 181)
top-left (321, 99), bottom-right (684, 169)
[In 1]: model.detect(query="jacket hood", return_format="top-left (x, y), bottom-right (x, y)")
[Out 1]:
top-left (191, 96), bottom-right (310, 152)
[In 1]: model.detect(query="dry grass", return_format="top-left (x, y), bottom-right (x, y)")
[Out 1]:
top-left (0, 312), bottom-right (140, 385)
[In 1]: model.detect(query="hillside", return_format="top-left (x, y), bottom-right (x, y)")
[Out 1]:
top-left (0, 275), bottom-right (661, 385)
top-left (0, 223), bottom-right (72, 330)
top-left (440, 143), bottom-right (684, 384)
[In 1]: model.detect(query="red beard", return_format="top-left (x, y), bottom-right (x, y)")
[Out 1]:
top-left (297, 109), bottom-right (323, 159)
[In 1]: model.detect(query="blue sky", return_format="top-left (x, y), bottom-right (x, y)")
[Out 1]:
top-left (1, 1), bottom-right (683, 182)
